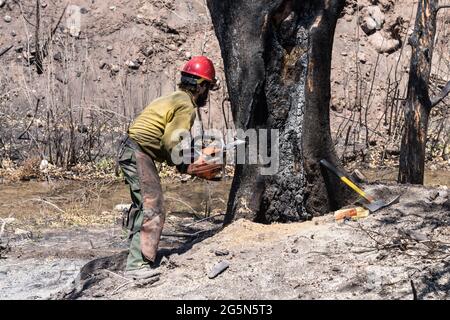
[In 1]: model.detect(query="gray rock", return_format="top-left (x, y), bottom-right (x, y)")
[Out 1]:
top-left (214, 249), bottom-right (229, 256)
top-left (106, 45), bottom-right (113, 52)
top-left (358, 52), bottom-right (368, 64)
top-left (368, 32), bottom-right (400, 54)
top-left (0, 0), bottom-right (6, 8)
top-left (11, 30), bottom-right (16, 37)
top-left (361, 16), bottom-right (378, 35)
top-left (367, 5), bottom-right (384, 29)
top-left (3, 15), bottom-right (12, 23)
top-left (126, 60), bottom-right (140, 70)
top-left (41, 2), bottom-right (47, 8)
top-left (351, 169), bottom-right (367, 183)
top-left (360, 5), bottom-right (384, 35)
top-left (53, 52), bottom-right (62, 62)
top-left (140, 47), bottom-right (154, 57)
top-left (110, 64), bottom-right (120, 74)
top-left (208, 260), bottom-right (230, 279)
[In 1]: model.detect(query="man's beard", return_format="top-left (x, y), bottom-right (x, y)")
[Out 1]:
top-left (196, 89), bottom-right (209, 107)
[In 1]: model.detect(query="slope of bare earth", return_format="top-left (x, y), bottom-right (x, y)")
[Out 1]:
top-left (1, 0), bottom-right (448, 168)
top-left (59, 184), bottom-right (449, 300)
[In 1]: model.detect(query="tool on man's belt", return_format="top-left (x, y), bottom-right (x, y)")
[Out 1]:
top-left (320, 159), bottom-right (400, 213)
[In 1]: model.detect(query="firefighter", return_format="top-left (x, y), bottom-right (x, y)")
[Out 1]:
top-left (117, 56), bottom-right (222, 277)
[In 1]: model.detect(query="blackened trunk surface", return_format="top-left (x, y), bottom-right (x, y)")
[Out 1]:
top-left (207, 0), bottom-right (353, 224)
top-left (398, 0), bottom-right (438, 184)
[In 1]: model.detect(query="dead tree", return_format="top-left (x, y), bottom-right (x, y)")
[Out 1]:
top-left (207, 0), bottom-right (354, 223)
top-left (398, 0), bottom-right (450, 184)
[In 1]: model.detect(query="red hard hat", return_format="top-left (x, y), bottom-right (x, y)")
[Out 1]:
top-left (181, 56), bottom-right (216, 82)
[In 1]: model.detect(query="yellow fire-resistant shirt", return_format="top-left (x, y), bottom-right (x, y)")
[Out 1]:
top-left (128, 90), bottom-right (197, 164)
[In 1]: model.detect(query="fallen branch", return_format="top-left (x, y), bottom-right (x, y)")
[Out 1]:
top-left (182, 213), bottom-right (225, 227)
top-left (165, 196), bottom-right (199, 215)
top-left (0, 45), bottom-right (13, 58)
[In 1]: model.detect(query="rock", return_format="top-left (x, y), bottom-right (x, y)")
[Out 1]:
top-left (426, 190), bottom-right (439, 202)
top-left (99, 61), bottom-right (107, 69)
top-left (140, 47), bottom-right (154, 57)
top-left (438, 190), bottom-right (448, 200)
top-left (341, 51), bottom-right (348, 56)
top-left (360, 16), bottom-right (377, 35)
top-left (53, 52), bottom-right (62, 62)
top-left (136, 14), bottom-right (145, 24)
top-left (41, 2), bottom-right (47, 8)
top-left (106, 45), bottom-right (113, 52)
top-left (366, 5), bottom-right (384, 29)
top-left (357, 52), bottom-right (368, 64)
top-left (214, 249), bottom-right (229, 256)
top-left (185, 51), bottom-right (192, 59)
top-left (109, 6), bottom-right (116, 11)
top-left (208, 260), bottom-right (229, 279)
top-left (368, 32), bottom-right (400, 54)
top-left (3, 15), bottom-right (12, 23)
top-left (443, 199), bottom-right (450, 211)
top-left (378, 0), bottom-right (394, 12)
top-left (0, 0), bottom-right (6, 8)
top-left (110, 64), bottom-right (120, 74)
top-left (68, 25), bottom-right (80, 38)
top-left (360, 5), bottom-right (384, 35)
top-left (330, 97), bottom-right (344, 113)
top-left (125, 60), bottom-right (140, 70)
top-left (11, 30), bottom-right (16, 37)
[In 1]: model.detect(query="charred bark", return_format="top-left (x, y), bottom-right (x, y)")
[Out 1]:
top-left (398, 0), bottom-right (450, 184)
top-left (207, 0), bottom-right (353, 224)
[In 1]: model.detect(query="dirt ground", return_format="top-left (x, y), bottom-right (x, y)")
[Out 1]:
top-left (58, 183), bottom-right (449, 300)
top-left (1, 171), bottom-right (448, 300)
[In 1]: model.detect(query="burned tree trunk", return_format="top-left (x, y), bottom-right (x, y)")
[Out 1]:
top-left (398, 0), bottom-right (450, 184)
top-left (207, 0), bottom-right (353, 223)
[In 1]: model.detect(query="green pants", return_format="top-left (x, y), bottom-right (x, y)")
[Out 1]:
top-left (118, 143), bottom-right (164, 270)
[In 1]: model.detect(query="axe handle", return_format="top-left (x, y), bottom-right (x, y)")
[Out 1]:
top-left (320, 159), bottom-right (374, 203)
